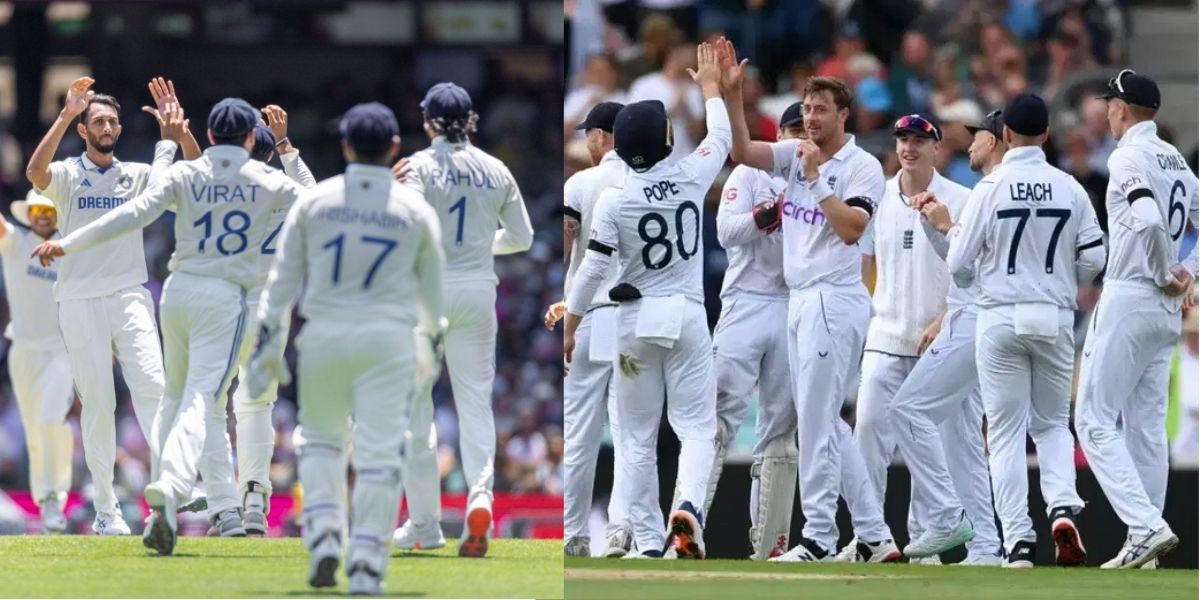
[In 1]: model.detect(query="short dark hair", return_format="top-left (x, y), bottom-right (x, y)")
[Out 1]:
top-left (80, 94), bottom-right (120, 126)
top-left (802, 77), bottom-right (854, 111)
top-left (212, 132), bottom-right (248, 146)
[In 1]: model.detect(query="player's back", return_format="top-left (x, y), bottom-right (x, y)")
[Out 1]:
top-left (166, 147), bottom-right (301, 291)
top-left (717, 165), bottom-right (787, 301)
top-left (296, 165), bottom-right (440, 325)
top-left (406, 137), bottom-right (521, 284)
top-left (565, 152), bottom-right (626, 306)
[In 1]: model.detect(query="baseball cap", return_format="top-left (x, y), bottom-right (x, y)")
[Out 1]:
top-left (574, 101), bottom-right (624, 132)
top-left (421, 82), bottom-right (473, 120)
top-left (892, 113), bottom-right (941, 141)
top-left (965, 109), bottom-right (1004, 138)
top-left (1098, 68), bottom-right (1161, 109)
top-left (779, 102), bottom-right (803, 128)
top-left (1001, 93), bottom-right (1049, 137)
top-left (251, 124), bottom-right (277, 161)
top-left (11, 189), bottom-right (55, 226)
top-left (339, 102), bottom-right (400, 156)
top-left (613, 100), bottom-right (672, 171)
top-left (207, 98), bottom-right (260, 139)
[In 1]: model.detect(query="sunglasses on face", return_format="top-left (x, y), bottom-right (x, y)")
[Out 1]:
top-left (28, 206), bottom-right (55, 219)
top-left (894, 114), bottom-right (941, 141)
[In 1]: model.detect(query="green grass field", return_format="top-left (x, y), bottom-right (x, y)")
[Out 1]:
top-left (0, 536), bottom-right (563, 598)
top-left (565, 557), bottom-right (1199, 600)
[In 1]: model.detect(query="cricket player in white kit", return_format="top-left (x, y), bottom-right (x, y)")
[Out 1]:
top-left (33, 97), bottom-right (306, 553)
top-left (0, 192), bottom-right (73, 534)
top-left (249, 102), bottom-right (445, 595)
top-left (25, 77), bottom-right (199, 535)
top-left (392, 82), bottom-right (533, 558)
top-left (1075, 70), bottom-right (1196, 568)
top-left (723, 43), bottom-right (900, 563)
top-left (557, 101), bottom-right (638, 558)
top-left (702, 102), bottom-right (802, 560)
top-left (565, 40), bottom-right (730, 560)
top-left (896, 111), bottom-right (1009, 566)
top-left (946, 93), bottom-right (1106, 568)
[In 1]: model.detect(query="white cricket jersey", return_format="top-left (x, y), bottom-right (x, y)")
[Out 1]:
top-left (1104, 121), bottom-right (1200, 286)
top-left (716, 164), bottom-right (787, 301)
top-left (946, 146), bottom-right (1104, 309)
top-left (863, 170), bottom-right (967, 356)
top-left (58, 146), bottom-right (304, 292)
top-left (564, 150), bottom-right (627, 309)
top-left (589, 98), bottom-right (731, 303)
top-left (252, 151), bottom-right (318, 300)
top-left (0, 223), bottom-right (63, 348)
top-left (769, 135), bottom-right (885, 290)
top-left (35, 141), bottom-right (177, 300)
top-left (403, 136), bottom-right (532, 285)
top-left (258, 164), bottom-right (444, 330)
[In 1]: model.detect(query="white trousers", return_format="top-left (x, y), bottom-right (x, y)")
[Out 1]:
top-left (58, 286), bottom-right (165, 514)
top-left (976, 306), bottom-right (1083, 552)
top-left (10, 342), bottom-right (74, 505)
top-left (232, 302), bottom-right (279, 501)
top-left (297, 319), bottom-right (416, 578)
top-left (403, 280), bottom-right (498, 526)
top-left (615, 299), bottom-right (716, 552)
top-left (1076, 284), bottom-right (1177, 536)
top-left (152, 273), bottom-right (246, 517)
top-left (788, 285), bottom-right (890, 552)
top-left (853, 351), bottom-right (922, 536)
top-left (563, 306), bottom-right (631, 540)
top-left (889, 307), bottom-right (1001, 556)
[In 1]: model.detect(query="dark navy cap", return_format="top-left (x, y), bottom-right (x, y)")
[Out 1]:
top-left (613, 100), bottom-right (672, 171)
top-left (1001, 93), bottom-right (1049, 137)
top-left (779, 102), bottom-right (803, 128)
top-left (339, 102), bottom-right (399, 155)
top-left (965, 109), bottom-right (1004, 138)
top-left (251, 124), bottom-right (277, 161)
top-left (574, 101), bottom-right (624, 132)
top-left (1098, 68), bottom-right (1161, 109)
top-left (207, 98), bottom-right (260, 139)
top-left (420, 82), bottom-right (473, 120)
top-left (892, 113), bottom-right (942, 141)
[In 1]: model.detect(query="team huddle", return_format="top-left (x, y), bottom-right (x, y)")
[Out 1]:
top-left (556, 39), bottom-right (1197, 569)
top-left (9, 75), bottom-right (531, 595)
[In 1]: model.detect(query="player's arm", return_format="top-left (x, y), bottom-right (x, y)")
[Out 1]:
top-left (813, 151), bottom-right (881, 245)
top-left (1072, 181), bottom-right (1107, 285)
top-left (493, 169), bottom-right (534, 255)
top-left (913, 191), bottom-right (955, 259)
top-left (562, 174), bottom-right (586, 290)
top-left (717, 39), bottom-right (774, 172)
top-left (677, 39), bottom-right (732, 181)
top-left (1107, 152), bottom-right (1169, 285)
top-left (946, 183), bottom-right (991, 288)
top-left (26, 77), bottom-right (94, 191)
top-left (564, 192), bottom-right (620, 363)
top-left (1181, 173), bottom-right (1199, 279)
top-left (414, 203), bottom-right (448, 337)
top-left (264, 104), bottom-right (317, 188)
top-left (717, 170), bottom-right (774, 248)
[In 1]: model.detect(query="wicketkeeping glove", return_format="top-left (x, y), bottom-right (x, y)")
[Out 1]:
top-left (247, 324), bottom-right (291, 399)
top-left (752, 199), bottom-right (782, 233)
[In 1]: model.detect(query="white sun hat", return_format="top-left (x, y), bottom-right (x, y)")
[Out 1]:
top-left (11, 189), bottom-right (55, 226)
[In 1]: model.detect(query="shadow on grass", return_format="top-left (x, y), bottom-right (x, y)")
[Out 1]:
top-left (272, 590), bottom-right (425, 598)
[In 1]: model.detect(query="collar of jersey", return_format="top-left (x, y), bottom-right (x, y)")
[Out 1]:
top-left (600, 150), bottom-right (622, 165)
top-left (828, 134), bottom-right (858, 162)
top-left (432, 135), bottom-right (469, 149)
top-left (889, 167), bottom-right (947, 198)
top-left (1117, 120), bottom-right (1157, 148)
top-left (79, 153), bottom-right (120, 173)
top-left (999, 145), bottom-right (1046, 166)
top-left (346, 163), bottom-right (393, 179)
top-left (204, 145), bottom-right (251, 161)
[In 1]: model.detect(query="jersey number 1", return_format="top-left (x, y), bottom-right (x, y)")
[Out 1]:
top-left (449, 196), bottom-right (466, 246)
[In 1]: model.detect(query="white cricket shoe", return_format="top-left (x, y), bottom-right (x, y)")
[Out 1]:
top-left (178, 495), bottom-right (208, 513)
top-left (858, 539), bottom-right (903, 563)
top-left (903, 513), bottom-right (974, 558)
top-left (956, 553), bottom-right (1004, 566)
top-left (1141, 558), bottom-right (1158, 570)
top-left (910, 555), bottom-right (942, 565)
top-left (604, 528), bottom-right (633, 558)
top-left (93, 510), bottom-right (131, 536)
top-left (142, 482), bottom-right (178, 555)
top-left (392, 520), bottom-right (446, 550)
top-left (41, 496), bottom-right (66, 534)
top-left (307, 531), bottom-right (341, 588)
top-left (832, 537), bottom-right (860, 562)
top-left (346, 562), bottom-right (383, 596)
top-left (769, 538), bottom-right (829, 563)
top-left (1101, 527), bottom-right (1178, 569)
top-left (458, 495), bottom-right (492, 558)
top-left (620, 550), bottom-right (661, 560)
top-left (564, 536), bottom-right (590, 557)
top-left (666, 502), bottom-right (705, 559)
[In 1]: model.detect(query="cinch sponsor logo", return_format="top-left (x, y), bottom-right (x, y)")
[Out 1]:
top-left (1119, 176), bottom-right (1143, 193)
top-left (783, 200), bottom-right (826, 225)
top-left (77, 196), bottom-right (127, 209)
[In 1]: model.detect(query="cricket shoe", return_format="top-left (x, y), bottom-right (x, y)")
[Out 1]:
top-left (41, 496), bottom-right (67, 534)
top-left (832, 537), bottom-right (860, 562)
top-left (93, 510), bottom-right (131, 536)
top-left (1049, 506), bottom-right (1086, 566)
top-left (393, 520), bottom-right (446, 550)
top-left (347, 562), bottom-right (383, 596)
top-left (242, 482), bottom-right (268, 537)
top-left (903, 513), bottom-right (974, 558)
top-left (666, 502), bottom-right (705, 559)
top-left (604, 527), bottom-right (633, 558)
top-left (178, 495), bottom-right (208, 513)
top-left (212, 508), bottom-right (247, 537)
top-left (1100, 527), bottom-right (1178, 569)
top-left (620, 550), bottom-right (662, 560)
top-left (857, 538), bottom-right (903, 563)
top-left (1004, 540), bottom-right (1035, 568)
top-left (307, 530), bottom-right (341, 588)
top-left (910, 555), bottom-right (942, 565)
top-left (142, 482), bottom-right (178, 556)
top-left (564, 536), bottom-right (590, 557)
top-left (956, 552), bottom-right (1004, 566)
top-left (458, 496), bottom-right (491, 558)
top-left (769, 537), bottom-right (829, 563)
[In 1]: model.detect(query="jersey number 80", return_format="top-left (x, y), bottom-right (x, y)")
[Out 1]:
top-left (637, 201), bottom-right (700, 270)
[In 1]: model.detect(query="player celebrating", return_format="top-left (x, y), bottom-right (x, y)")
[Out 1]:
top-left (249, 102), bottom-right (445, 595)
top-left (946, 93), bottom-right (1106, 568)
top-left (0, 191), bottom-right (73, 533)
top-left (564, 39), bottom-right (731, 560)
top-left (892, 110), bottom-right (1009, 566)
top-left (722, 39), bottom-right (900, 563)
top-left (32, 98), bottom-right (306, 553)
top-left (700, 102), bottom-right (803, 560)
top-left (392, 82), bottom-right (533, 558)
top-left (557, 101), bottom-right (638, 558)
top-left (1076, 69), bottom-right (1196, 569)
top-left (24, 76), bottom-right (188, 535)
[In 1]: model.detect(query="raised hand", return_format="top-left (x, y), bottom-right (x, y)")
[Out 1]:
top-left (63, 77), bottom-right (95, 118)
top-left (262, 105), bottom-right (289, 142)
top-left (143, 101), bottom-right (188, 143)
top-left (716, 37), bottom-right (749, 95)
top-left (685, 40), bottom-right (722, 91)
top-left (147, 77), bottom-right (178, 113)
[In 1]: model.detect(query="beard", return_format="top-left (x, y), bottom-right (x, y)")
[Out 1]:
top-left (88, 133), bottom-right (117, 153)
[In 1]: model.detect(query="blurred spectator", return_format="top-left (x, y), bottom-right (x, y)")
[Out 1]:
top-left (741, 66), bottom-right (777, 142)
top-left (615, 13), bottom-right (682, 86)
top-left (887, 30), bottom-right (934, 116)
top-left (1079, 96), bottom-right (1117, 176)
top-left (627, 43), bottom-right (705, 162)
top-left (564, 53), bottom-right (628, 140)
top-left (504, 408), bottom-right (549, 493)
top-left (1173, 309), bottom-right (1199, 463)
top-left (816, 21), bottom-right (871, 83)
